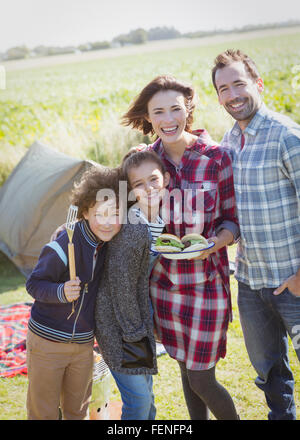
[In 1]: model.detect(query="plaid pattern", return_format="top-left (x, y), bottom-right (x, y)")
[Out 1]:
top-left (0, 302), bottom-right (32, 378)
top-left (150, 270), bottom-right (228, 370)
top-left (221, 104), bottom-right (300, 289)
top-left (148, 130), bottom-right (238, 369)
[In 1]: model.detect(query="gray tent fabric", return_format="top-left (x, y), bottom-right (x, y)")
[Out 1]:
top-left (0, 141), bottom-right (98, 276)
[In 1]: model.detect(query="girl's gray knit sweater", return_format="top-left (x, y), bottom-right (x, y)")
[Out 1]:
top-left (94, 223), bottom-right (158, 375)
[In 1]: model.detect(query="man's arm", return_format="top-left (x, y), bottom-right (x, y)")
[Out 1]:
top-left (273, 127), bottom-right (300, 296)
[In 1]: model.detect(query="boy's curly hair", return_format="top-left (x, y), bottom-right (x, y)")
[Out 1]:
top-left (71, 165), bottom-right (121, 219)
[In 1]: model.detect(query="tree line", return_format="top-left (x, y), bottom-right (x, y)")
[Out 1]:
top-left (1, 20), bottom-right (299, 61)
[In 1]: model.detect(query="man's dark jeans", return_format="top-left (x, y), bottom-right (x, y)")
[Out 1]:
top-left (238, 281), bottom-right (300, 420)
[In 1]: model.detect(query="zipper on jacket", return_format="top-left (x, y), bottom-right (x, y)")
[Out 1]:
top-left (69, 283), bottom-right (88, 342)
top-left (91, 246), bottom-right (98, 280)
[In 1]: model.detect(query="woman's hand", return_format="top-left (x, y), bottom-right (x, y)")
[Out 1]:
top-left (50, 223), bottom-right (66, 241)
top-left (129, 143), bottom-right (148, 153)
top-left (189, 229), bottom-right (234, 260)
top-left (64, 277), bottom-right (81, 302)
top-left (189, 236), bottom-right (218, 260)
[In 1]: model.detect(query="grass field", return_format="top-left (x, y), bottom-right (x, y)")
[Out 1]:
top-left (0, 28), bottom-right (300, 420)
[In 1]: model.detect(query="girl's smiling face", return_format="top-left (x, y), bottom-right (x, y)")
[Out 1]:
top-left (127, 160), bottom-right (169, 218)
top-left (146, 89), bottom-right (189, 146)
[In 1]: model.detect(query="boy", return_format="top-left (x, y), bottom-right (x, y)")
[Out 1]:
top-left (26, 166), bottom-right (121, 420)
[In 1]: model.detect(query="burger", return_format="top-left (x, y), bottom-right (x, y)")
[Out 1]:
top-left (155, 233), bottom-right (209, 254)
top-left (181, 233), bottom-right (209, 251)
top-left (155, 234), bottom-right (185, 253)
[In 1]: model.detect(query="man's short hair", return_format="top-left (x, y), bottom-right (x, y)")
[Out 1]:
top-left (212, 49), bottom-right (260, 92)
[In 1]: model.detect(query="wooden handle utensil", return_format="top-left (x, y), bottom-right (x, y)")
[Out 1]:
top-left (66, 204), bottom-right (78, 319)
top-left (68, 242), bottom-right (76, 280)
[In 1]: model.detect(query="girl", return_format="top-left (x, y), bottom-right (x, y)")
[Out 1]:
top-left (121, 75), bottom-right (240, 420)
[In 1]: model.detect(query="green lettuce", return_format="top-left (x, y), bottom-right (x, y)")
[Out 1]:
top-left (155, 237), bottom-right (184, 249)
top-left (188, 238), bottom-right (206, 246)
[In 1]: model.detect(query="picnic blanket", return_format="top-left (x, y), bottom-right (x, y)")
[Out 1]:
top-left (0, 302), bottom-right (32, 378)
top-left (0, 301), bottom-right (167, 379)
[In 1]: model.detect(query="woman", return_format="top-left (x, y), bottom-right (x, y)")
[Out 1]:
top-left (122, 75), bottom-right (239, 420)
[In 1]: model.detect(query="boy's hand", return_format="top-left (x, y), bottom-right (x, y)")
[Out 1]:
top-left (64, 277), bottom-right (81, 302)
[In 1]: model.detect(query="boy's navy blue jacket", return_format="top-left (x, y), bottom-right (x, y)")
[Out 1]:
top-left (26, 220), bottom-right (106, 343)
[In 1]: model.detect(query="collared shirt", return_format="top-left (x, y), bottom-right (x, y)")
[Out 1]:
top-left (221, 103), bottom-right (300, 289)
top-left (128, 206), bottom-right (165, 275)
top-left (148, 130), bottom-right (239, 290)
top-left (79, 219), bottom-right (104, 277)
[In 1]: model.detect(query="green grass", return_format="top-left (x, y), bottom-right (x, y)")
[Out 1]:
top-left (0, 249), bottom-right (299, 420)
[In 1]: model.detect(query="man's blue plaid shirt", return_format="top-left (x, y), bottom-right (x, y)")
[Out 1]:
top-left (222, 103), bottom-right (300, 289)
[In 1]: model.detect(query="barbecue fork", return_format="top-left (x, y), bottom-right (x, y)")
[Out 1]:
top-left (66, 204), bottom-right (78, 319)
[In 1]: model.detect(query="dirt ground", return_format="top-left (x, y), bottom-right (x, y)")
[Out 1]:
top-left (3, 26), bottom-right (300, 72)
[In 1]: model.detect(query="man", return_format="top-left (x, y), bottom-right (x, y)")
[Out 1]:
top-left (212, 49), bottom-right (300, 420)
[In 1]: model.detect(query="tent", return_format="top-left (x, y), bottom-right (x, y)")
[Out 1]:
top-left (0, 141), bottom-right (98, 276)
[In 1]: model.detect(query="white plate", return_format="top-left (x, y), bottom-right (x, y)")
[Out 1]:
top-left (153, 242), bottom-right (215, 260)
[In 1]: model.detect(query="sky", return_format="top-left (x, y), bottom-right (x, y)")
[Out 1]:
top-left (1, 0), bottom-right (300, 52)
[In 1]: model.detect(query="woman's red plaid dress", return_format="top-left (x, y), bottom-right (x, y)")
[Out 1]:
top-left (148, 130), bottom-right (239, 370)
